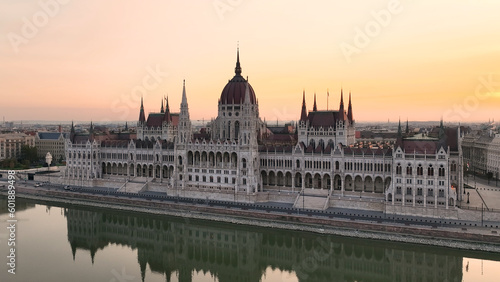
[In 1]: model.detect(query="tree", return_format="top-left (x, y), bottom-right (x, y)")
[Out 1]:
top-left (19, 145), bottom-right (38, 165)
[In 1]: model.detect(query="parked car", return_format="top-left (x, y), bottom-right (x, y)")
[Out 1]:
top-left (64, 185), bottom-right (70, 190)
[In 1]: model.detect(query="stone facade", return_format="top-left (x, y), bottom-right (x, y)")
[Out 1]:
top-left (462, 130), bottom-right (500, 180)
top-left (64, 50), bottom-right (462, 216)
top-left (0, 133), bottom-right (35, 161)
top-left (35, 132), bottom-right (66, 161)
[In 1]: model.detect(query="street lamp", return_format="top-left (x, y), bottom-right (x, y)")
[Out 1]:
top-left (467, 192), bottom-right (470, 204)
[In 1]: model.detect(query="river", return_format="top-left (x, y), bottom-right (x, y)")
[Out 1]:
top-left (1, 196), bottom-right (499, 282)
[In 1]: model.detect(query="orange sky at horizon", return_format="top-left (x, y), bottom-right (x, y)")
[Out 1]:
top-left (1, 0), bottom-right (499, 124)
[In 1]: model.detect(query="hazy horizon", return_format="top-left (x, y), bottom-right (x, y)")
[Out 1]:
top-left (1, 0), bottom-right (499, 123)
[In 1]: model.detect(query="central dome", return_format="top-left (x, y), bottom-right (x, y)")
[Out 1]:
top-left (219, 49), bottom-right (257, 105)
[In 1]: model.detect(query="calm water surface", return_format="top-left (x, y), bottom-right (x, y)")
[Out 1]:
top-left (1, 196), bottom-right (500, 282)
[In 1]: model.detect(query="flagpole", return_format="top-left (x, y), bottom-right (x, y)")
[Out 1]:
top-left (327, 89), bottom-right (329, 110)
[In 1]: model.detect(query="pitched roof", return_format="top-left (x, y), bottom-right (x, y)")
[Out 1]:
top-left (307, 110), bottom-right (344, 128)
top-left (146, 113), bottom-right (165, 127)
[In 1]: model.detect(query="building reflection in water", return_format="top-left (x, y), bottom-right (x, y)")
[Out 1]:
top-left (0, 197), bottom-right (36, 215)
top-left (65, 208), bottom-right (463, 282)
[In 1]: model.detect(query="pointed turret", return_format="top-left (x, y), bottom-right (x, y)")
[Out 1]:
top-left (339, 89), bottom-right (345, 119)
top-left (140, 258), bottom-right (147, 282)
top-left (125, 122), bottom-right (128, 131)
top-left (405, 118), bottom-right (409, 134)
top-left (300, 90), bottom-right (307, 121)
top-left (89, 121), bottom-right (94, 141)
top-left (347, 92), bottom-right (353, 124)
top-left (178, 80), bottom-right (191, 143)
top-left (70, 121), bottom-right (75, 143)
top-left (396, 117), bottom-right (403, 147)
top-left (439, 119), bottom-right (445, 140)
top-left (163, 96), bottom-right (170, 122)
top-left (139, 96), bottom-right (146, 123)
top-left (235, 46), bottom-right (242, 76)
top-left (181, 80), bottom-right (188, 106)
top-left (71, 241), bottom-right (77, 261)
top-left (397, 118), bottom-right (402, 137)
top-left (161, 97), bottom-right (164, 113)
top-left (90, 247), bottom-right (96, 265)
top-left (313, 93), bottom-right (317, 111)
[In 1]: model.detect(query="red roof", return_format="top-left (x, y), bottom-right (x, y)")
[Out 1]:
top-left (307, 110), bottom-right (344, 128)
top-left (146, 113), bottom-right (164, 127)
top-left (219, 75), bottom-right (256, 105)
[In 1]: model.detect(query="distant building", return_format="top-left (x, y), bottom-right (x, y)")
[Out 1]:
top-left (0, 133), bottom-right (35, 160)
top-left (462, 130), bottom-right (500, 180)
top-left (35, 132), bottom-right (67, 162)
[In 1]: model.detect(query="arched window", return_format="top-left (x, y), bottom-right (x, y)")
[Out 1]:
top-left (451, 162), bottom-right (457, 172)
top-left (417, 164), bottom-right (423, 176)
top-left (406, 164), bottom-right (412, 175)
top-left (309, 139), bottom-right (316, 149)
top-left (439, 165), bottom-right (445, 177)
top-left (428, 165), bottom-right (434, 176)
top-left (318, 139), bottom-right (325, 149)
top-left (234, 121), bottom-right (240, 140)
top-left (396, 164), bottom-right (402, 175)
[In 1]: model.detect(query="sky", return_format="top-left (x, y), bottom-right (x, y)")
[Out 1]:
top-left (1, 0), bottom-right (499, 123)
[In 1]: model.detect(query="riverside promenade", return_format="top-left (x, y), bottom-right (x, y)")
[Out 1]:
top-left (3, 181), bottom-right (500, 253)
top-left (461, 175), bottom-right (500, 212)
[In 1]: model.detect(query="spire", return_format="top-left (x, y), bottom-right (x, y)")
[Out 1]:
top-left (405, 118), bottom-right (409, 134)
top-left (181, 80), bottom-right (188, 106)
top-left (140, 258), bottom-right (146, 282)
top-left (396, 117), bottom-right (403, 147)
top-left (161, 97), bottom-right (164, 113)
top-left (439, 118), bottom-right (445, 140)
top-left (139, 96), bottom-right (146, 123)
top-left (339, 88), bottom-right (345, 119)
top-left (70, 121), bottom-right (75, 142)
top-left (235, 46), bottom-right (242, 76)
top-left (313, 93), bottom-right (317, 111)
top-left (347, 92), bottom-right (353, 123)
top-left (163, 95), bottom-right (171, 122)
top-left (71, 241), bottom-right (76, 261)
top-left (397, 118), bottom-right (402, 137)
top-left (89, 121), bottom-right (94, 141)
top-left (125, 122), bottom-right (128, 131)
top-left (90, 248), bottom-right (95, 265)
top-left (300, 90), bottom-right (307, 121)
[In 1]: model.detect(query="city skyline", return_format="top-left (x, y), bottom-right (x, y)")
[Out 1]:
top-left (1, 0), bottom-right (499, 123)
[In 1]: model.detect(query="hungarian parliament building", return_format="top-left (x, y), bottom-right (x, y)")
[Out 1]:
top-left (64, 50), bottom-right (463, 217)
